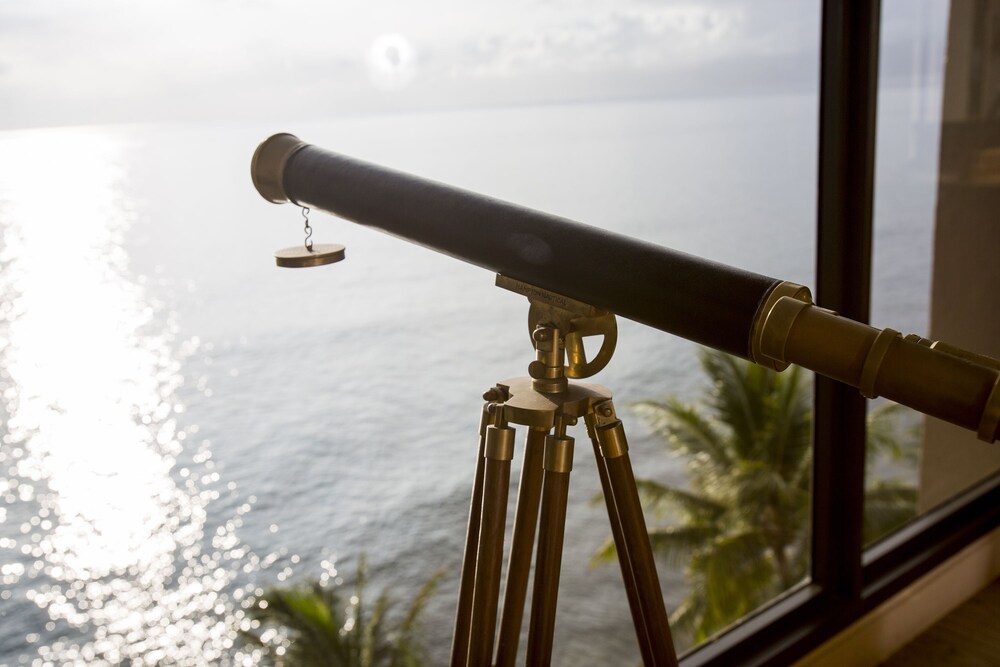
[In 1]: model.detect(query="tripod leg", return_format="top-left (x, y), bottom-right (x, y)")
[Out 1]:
top-left (451, 404), bottom-right (493, 667)
top-left (591, 404), bottom-right (679, 667)
top-left (587, 417), bottom-right (655, 667)
top-left (468, 420), bottom-right (516, 667)
top-left (495, 427), bottom-right (547, 667)
top-left (526, 431), bottom-right (575, 666)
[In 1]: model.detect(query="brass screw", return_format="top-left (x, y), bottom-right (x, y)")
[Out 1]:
top-left (483, 388), bottom-right (504, 402)
top-left (528, 360), bottom-right (546, 379)
top-left (600, 406), bottom-right (614, 417)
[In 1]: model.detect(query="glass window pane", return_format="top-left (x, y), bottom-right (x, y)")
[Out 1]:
top-left (868, 0), bottom-right (1000, 546)
top-left (0, 1), bottom-right (821, 664)
top-left (597, 5), bottom-right (822, 655)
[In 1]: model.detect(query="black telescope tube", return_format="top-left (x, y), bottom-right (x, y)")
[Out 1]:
top-left (253, 134), bottom-right (781, 359)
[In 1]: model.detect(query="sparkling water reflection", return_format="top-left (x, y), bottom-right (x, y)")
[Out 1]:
top-left (0, 94), bottom-right (847, 664)
top-left (0, 129), bottom-right (266, 665)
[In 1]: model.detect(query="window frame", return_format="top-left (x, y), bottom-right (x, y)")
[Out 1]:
top-left (680, 2), bottom-right (1000, 664)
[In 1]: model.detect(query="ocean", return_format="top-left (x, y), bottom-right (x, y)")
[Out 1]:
top-left (0, 90), bottom-right (936, 665)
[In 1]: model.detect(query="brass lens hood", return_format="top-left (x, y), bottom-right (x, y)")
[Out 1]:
top-left (251, 133), bottom-right (308, 204)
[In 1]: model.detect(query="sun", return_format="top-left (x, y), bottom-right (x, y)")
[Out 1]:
top-left (367, 33), bottom-right (417, 91)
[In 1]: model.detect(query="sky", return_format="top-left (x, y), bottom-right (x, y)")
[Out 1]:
top-left (0, 0), bottom-right (945, 129)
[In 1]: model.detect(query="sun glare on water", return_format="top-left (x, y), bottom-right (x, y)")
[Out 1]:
top-left (0, 129), bottom-right (258, 665)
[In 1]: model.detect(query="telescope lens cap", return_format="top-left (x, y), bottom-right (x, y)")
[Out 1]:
top-left (274, 243), bottom-right (346, 268)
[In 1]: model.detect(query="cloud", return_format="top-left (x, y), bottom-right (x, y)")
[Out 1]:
top-left (442, 5), bottom-right (746, 78)
top-left (4, 0), bottom-right (947, 129)
top-left (433, 1), bottom-right (827, 86)
top-left (0, 0), bottom-right (378, 126)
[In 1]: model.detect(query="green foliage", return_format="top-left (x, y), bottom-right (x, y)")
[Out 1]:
top-left (596, 349), bottom-right (917, 647)
top-left (240, 557), bottom-right (443, 667)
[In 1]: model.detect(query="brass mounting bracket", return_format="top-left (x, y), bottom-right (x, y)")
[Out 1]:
top-left (496, 274), bottom-right (617, 379)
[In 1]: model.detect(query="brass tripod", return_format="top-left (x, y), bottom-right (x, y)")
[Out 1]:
top-left (450, 276), bottom-right (679, 667)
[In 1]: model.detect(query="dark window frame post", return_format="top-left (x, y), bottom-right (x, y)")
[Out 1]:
top-left (811, 0), bottom-right (881, 602)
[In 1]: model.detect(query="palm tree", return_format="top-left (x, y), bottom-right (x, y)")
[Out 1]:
top-left (595, 349), bottom-right (917, 646)
top-left (240, 557), bottom-right (442, 667)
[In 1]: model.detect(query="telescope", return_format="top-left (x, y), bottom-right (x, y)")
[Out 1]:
top-left (252, 133), bottom-right (1000, 667)
top-left (252, 133), bottom-right (1000, 444)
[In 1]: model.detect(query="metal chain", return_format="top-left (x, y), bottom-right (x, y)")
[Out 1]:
top-left (301, 206), bottom-right (313, 251)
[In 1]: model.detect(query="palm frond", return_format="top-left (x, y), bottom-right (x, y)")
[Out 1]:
top-left (633, 398), bottom-right (731, 469)
top-left (647, 524), bottom-right (722, 568)
top-left (866, 401), bottom-right (908, 459)
top-left (593, 523), bottom-right (722, 569)
top-left (667, 594), bottom-right (706, 646)
top-left (863, 479), bottom-right (918, 544)
top-left (590, 536), bottom-right (618, 566)
top-left (633, 478), bottom-right (726, 521)
top-left (597, 346), bottom-right (918, 650)
top-left (692, 530), bottom-right (776, 636)
top-left (361, 590), bottom-right (392, 667)
top-left (240, 556), bottom-right (439, 667)
top-left (701, 351), bottom-right (768, 458)
top-left (765, 364), bottom-right (812, 475)
top-left (399, 569), bottom-right (444, 636)
top-left (250, 584), bottom-right (345, 665)
top-left (390, 569), bottom-right (445, 666)
top-left (727, 465), bottom-right (798, 527)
